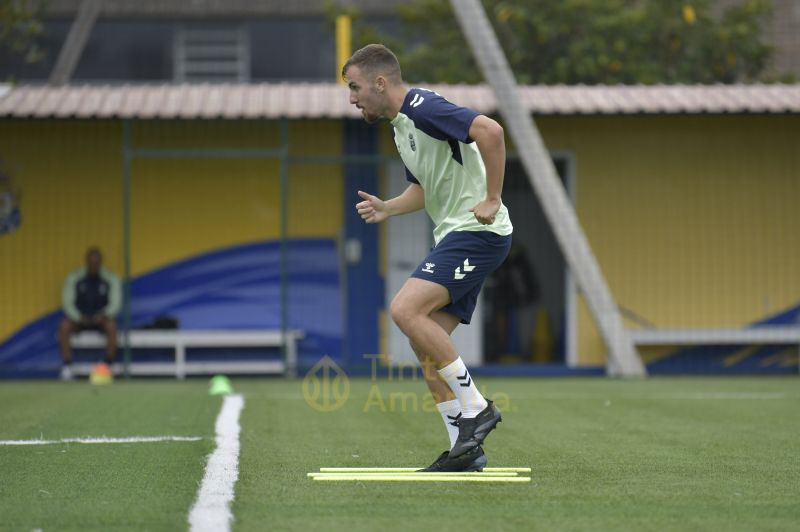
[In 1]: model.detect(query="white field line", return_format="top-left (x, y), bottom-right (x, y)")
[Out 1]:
top-left (0, 436), bottom-right (202, 446)
top-left (188, 394), bottom-right (244, 532)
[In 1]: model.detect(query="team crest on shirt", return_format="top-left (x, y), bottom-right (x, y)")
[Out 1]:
top-left (408, 133), bottom-right (416, 152)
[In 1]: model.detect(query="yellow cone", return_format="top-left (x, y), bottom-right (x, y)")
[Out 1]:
top-left (90, 362), bottom-right (113, 385)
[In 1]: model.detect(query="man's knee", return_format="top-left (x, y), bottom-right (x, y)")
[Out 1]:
top-left (100, 317), bottom-right (117, 334)
top-left (390, 295), bottom-right (418, 331)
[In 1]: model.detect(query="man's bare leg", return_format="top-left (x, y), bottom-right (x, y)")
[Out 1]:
top-left (390, 278), bottom-right (459, 369)
top-left (410, 310), bottom-right (465, 456)
top-left (410, 310), bottom-right (460, 403)
top-left (58, 318), bottom-right (76, 364)
top-left (392, 276), bottom-right (501, 459)
top-left (390, 278), bottom-right (485, 413)
top-left (58, 318), bottom-right (77, 380)
top-left (400, 299), bottom-right (488, 470)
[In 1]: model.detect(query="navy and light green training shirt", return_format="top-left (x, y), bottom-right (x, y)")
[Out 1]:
top-left (390, 88), bottom-right (513, 244)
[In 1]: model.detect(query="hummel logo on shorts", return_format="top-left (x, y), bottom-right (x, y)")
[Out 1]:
top-left (422, 262), bottom-right (435, 273)
top-left (453, 258), bottom-right (475, 280)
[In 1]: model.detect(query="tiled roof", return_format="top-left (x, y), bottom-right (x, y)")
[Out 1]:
top-left (0, 83), bottom-right (798, 119)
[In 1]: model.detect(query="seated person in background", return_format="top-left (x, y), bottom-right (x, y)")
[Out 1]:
top-left (59, 247), bottom-right (122, 380)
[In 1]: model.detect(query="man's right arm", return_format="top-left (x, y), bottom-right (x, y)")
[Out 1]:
top-left (356, 184), bottom-right (424, 223)
top-left (62, 272), bottom-right (81, 322)
top-left (385, 183), bottom-right (425, 216)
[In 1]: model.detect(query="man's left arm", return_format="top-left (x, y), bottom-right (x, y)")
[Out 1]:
top-left (468, 115), bottom-right (506, 225)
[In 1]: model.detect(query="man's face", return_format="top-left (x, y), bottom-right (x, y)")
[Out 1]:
top-left (346, 65), bottom-right (383, 124)
top-left (86, 250), bottom-right (102, 275)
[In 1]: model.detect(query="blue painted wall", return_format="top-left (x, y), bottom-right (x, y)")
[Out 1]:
top-left (0, 239), bottom-right (342, 376)
top-left (343, 119), bottom-right (383, 366)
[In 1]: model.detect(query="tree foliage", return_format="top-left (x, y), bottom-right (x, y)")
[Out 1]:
top-left (344, 0), bottom-right (774, 84)
top-left (0, 0), bottom-right (43, 64)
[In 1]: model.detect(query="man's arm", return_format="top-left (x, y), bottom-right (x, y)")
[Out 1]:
top-left (468, 115), bottom-right (506, 225)
top-left (61, 272), bottom-right (81, 322)
top-left (356, 184), bottom-right (424, 224)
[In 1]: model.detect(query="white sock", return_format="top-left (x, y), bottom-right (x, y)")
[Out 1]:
top-left (436, 399), bottom-right (462, 450)
top-left (438, 357), bottom-right (488, 418)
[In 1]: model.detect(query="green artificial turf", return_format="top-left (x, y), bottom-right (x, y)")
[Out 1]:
top-left (0, 381), bottom-right (218, 531)
top-left (1, 377), bottom-right (799, 531)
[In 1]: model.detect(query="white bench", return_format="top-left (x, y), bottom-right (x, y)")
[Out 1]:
top-left (69, 329), bottom-right (303, 378)
top-left (629, 326), bottom-right (800, 360)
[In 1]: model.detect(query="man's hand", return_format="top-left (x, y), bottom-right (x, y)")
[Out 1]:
top-left (469, 115), bottom-right (506, 226)
top-left (356, 190), bottom-right (390, 224)
top-left (470, 198), bottom-right (501, 225)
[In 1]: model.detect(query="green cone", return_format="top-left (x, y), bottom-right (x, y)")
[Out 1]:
top-left (209, 375), bottom-right (234, 396)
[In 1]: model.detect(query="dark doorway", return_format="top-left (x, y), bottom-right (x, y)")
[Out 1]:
top-left (483, 156), bottom-right (572, 364)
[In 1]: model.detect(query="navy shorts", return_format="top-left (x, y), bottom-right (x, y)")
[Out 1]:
top-left (410, 230), bottom-right (512, 324)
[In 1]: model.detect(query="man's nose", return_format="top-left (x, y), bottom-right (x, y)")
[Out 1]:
top-left (350, 94), bottom-right (358, 105)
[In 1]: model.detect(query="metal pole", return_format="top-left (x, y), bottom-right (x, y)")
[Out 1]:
top-left (450, 0), bottom-right (645, 376)
top-left (279, 120), bottom-right (294, 377)
top-left (121, 120), bottom-right (132, 378)
top-left (48, 0), bottom-right (102, 85)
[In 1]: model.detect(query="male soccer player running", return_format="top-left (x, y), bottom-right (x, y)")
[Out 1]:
top-left (344, 44), bottom-right (513, 472)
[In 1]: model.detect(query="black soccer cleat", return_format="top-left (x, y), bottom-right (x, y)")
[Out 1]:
top-left (417, 446), bottom-right (487, 472)
top-left (449, 400), bottom-right (502, 458)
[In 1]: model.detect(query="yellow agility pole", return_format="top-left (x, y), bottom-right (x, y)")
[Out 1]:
top-left (309, 471), bottom-right (520, 477)
top-left (319, 467), bottom-right (532, 473)
top-left (312, 475), bottom-right (531, 483)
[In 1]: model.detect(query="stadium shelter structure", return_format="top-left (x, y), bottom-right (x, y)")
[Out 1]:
top-left (0, 83), bottom-right (799, 377)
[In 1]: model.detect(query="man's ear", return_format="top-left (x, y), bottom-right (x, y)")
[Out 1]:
top-left (375, 75), bottom-right (386, 93)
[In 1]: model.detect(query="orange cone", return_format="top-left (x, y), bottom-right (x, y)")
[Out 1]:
top-left (90, 362), bottom-right (113, 385)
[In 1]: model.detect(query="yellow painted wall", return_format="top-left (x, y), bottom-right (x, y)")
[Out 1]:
top-left (4, 114), bottom-right (798, 368)
top-left (379, 114), bottom-right (800, 365)
top-left (127, 120), bottom-right (342, 275)
top-left (0, 120), bottom-right (123, 343)
top-left (0, 119), bottom-right (343, 342)
top-left (537, 115), bottom-right (800, 365)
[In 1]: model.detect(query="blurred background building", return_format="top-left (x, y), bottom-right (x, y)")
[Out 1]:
top-left (0, 0), bottom-right (798, 377)
top-left (3, 0), bottom-right (402, 83)
top-left (2, 0), bottom-right (798, 84)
